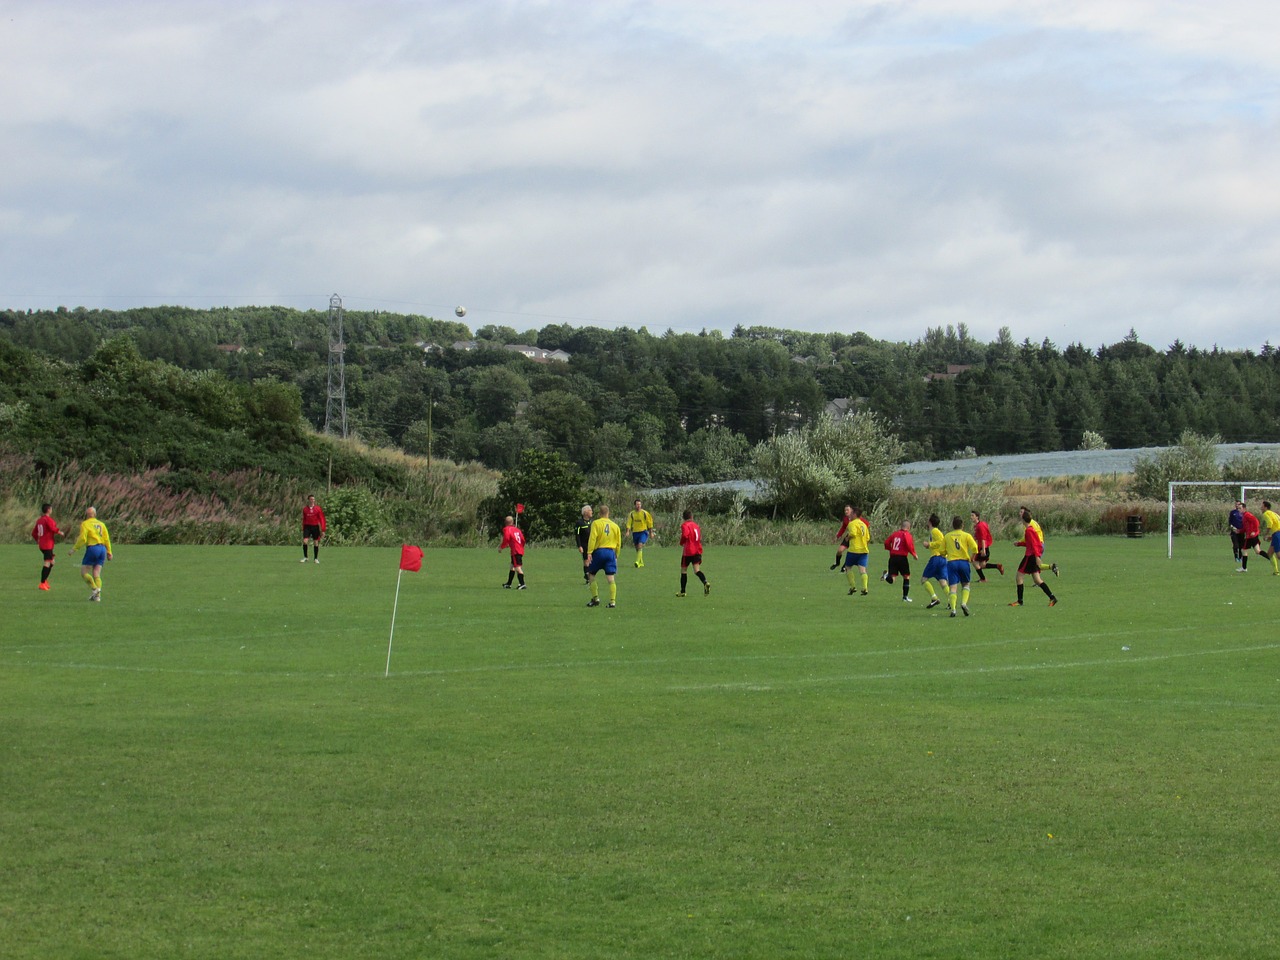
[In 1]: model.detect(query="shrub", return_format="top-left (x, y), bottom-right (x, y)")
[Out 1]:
top-left (322, 487), bottom-right (385, 542)
top-left (1132, 430), bottom-right (1222, 500)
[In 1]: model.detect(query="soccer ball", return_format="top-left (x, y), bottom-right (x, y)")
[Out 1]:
top-left (455, 306), bottom-right (466, 317)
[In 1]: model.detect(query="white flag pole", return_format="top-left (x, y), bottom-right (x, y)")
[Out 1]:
top-left (385, 567), bottom-right (404, 678)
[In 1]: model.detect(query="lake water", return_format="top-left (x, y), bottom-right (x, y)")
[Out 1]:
top-left (651, 443), bottom-right (1280, 497)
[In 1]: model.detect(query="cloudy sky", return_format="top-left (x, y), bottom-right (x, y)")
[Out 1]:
top-left (2, 0), bottom-right (1277, 350)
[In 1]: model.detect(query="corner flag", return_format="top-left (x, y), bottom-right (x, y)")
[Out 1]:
top-left (399, 544), bottom-right (424, 572)
top-left (387, 544), bottom-right (424, 676)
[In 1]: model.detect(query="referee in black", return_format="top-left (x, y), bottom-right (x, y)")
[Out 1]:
top-left (574, 505), bottom-right (593, 582)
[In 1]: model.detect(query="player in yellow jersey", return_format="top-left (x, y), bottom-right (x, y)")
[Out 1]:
top-left (943, 516), bottom-right (979, 617)
top-left (626, 499), bottom-right (656, 568)
top-left (841, 507), bottom-right (873, 596)
top-left (586, 505), bottom-right (623, 608)
top-left (1259, 500), bottom-right (1280, 575)
top-left (70, 506), bottom-right (113, 602)
top-left (921, 513), bottom-right (949, 609)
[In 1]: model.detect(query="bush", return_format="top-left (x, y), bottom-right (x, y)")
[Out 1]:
top-left (482, 449), bottom-right (593, 541)
top-left (751, 413), bottom-right (905, 519)
top-left (1132, 430), bottom-right (1222, 500)
top-left (324, 487), bottom-right (385, 542)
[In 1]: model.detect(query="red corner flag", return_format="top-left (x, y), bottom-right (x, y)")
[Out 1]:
top-left (399, 544), bottom-right (424, 572)
top-left (515, 502), bottom-right (525, 514)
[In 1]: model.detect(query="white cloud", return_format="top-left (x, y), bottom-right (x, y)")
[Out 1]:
top-left (0, 0), bottom-right (1277, 350)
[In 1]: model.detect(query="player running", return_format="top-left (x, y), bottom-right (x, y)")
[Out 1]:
top-left (1259, 500), bottom-right (1280, 575)
top-left (1010, 508), bottom-right (1058, 607)
top-left (970, 510), bottom-right (1003, 582)
top-left (626, 499), bottom-right (656, 568)
top-left (841, 507), bottom-right (872, 596)
top-left (676, 510), bottom-right (710, 597)
top-left (32, 503), bottom-right (64, 591)
top-left (881, 519), bottom-right (917, 602)
top-left (830, 504), bottom-right (854, 570)
top-left (1239, 502), bottom-right (1261, 571)
top-left (921, 513), bottom-right (949, 609)
top-left (944, 516), bottom-right (979, 617)
top-left (70, 506), bottom-right (113, 602)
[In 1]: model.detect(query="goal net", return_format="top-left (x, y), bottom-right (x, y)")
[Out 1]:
top-left (1166, 481), bottom-right (1280, 558)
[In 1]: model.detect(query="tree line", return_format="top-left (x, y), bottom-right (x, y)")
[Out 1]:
top-left (3, 306), bottom-right (1279, 486)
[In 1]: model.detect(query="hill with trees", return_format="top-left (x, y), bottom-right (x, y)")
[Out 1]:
top-left (5, 307), bottom-right (1279, 487)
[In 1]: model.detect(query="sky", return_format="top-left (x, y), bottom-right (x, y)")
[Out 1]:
top-left (2, 0), bottom-right (1278, 351)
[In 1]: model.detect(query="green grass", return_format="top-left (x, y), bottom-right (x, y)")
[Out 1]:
top-left (2, 536), bottom-right (1277, 959)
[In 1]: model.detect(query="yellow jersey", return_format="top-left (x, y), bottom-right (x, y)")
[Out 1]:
top-left (588, 517), bottom-right (622, 553)
top-left (626, 509), bottom-right (655, 533)
top-left (848, 518), bottom-right (871, 553)
top-left (927, 527), bottom-right (946, 557)
top-left (944, 529), bottom-right (978, 561)
top-left (74, 518), bottom-right (112, 553)
top-left (1263, 510), bottom-right (1280, 536)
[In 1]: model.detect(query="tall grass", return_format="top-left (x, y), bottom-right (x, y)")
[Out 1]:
top-left (0, 447), bottom-right (498, 547)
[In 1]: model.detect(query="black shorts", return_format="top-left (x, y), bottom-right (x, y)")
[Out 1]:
top-left (1244, 536), bottom-right (1261, 550)
top-left (681, 553), bottom-right (703, 569)
top-left (976, 547), bottom-right (990, 563)
top-left (1018, 555), bottom-right (1041, 575)
top-left (303, 525), bottom-right (323, 540)
top-left (509, 553), bottom-right (524, 566)
top-left (41, 548), bottom-right (55, 561)
top-left (887, 555), bottom-right (911, 578)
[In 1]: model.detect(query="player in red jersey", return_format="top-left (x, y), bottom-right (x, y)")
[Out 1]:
top-left (31, 503), bottom-right (63, 591)
top-left (499, 516), bottom-right (527, 589)
top-left (1239, 502), bottom-right (1261, 571)
top-left (301, 494), bottom-right (326, 563)
top-left (1010, 510), bottom-right (1058, 607)
top-left (676, 509), bottom-right (710, 597)
top-left (969, 510), bottom-right (1003, 582)
top-left (880, 519), bottom-right (918, 602)
top-left (829, 504), bottom-right (853, 570)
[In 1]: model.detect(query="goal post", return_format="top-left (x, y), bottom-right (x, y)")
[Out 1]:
top-left (1166, 481), bottom-right (1280, 558)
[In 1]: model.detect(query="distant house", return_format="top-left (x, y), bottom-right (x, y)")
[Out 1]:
top-left (503, 344), bottom-right (571, 363)
top-left (215, 343), bottom-right (246, 354)
top-left (415, 341), bottom-right (444, 355)
top-left (824, 397), bottom-right (865, 420)
top-left (924, 364), bottom-right (973, 382)
top-left (451, 340), bottom-right (479, 352)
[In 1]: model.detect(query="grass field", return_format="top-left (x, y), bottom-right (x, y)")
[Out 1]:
top-left (2, 535), bottom-right (1277, 959)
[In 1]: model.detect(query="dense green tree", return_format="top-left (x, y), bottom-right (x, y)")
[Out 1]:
top-left (484, 449), bottom-right (589, 540)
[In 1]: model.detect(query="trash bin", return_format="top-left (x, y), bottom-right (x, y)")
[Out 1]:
top-left (1127, 515), bottom-right (1143, 538)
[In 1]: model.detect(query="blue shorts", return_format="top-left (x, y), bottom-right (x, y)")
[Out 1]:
top-left (923, 556), bottom-right (948, 581)
top-left (589, 549), bottom-right (618, 576)
top-left (1271, 532), bottom-right (1280, 553)
top-left (842, 551), bottom-right (869, 570)
top-left (83, 544), bottom-right (107, 566)
top-left (946, 559), bottom-right (972, 586)
top-left (632, 531), bottom-right (649, 546)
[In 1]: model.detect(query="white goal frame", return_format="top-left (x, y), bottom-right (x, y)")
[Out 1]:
top-left (1166, 481), bottom-right (1280, 558)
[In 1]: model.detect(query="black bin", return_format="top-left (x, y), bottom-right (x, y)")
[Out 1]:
top-left (1127, 515), bottom-right (1143, 538)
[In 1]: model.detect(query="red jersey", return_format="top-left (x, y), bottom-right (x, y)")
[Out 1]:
top-left (1241, 511), bottom-right (1260, 538)
top-left (1015, 523), bottom-right (1043, 557)
top-left (302, 504), bottom-right (326, 531)
top-left (883, 529), bottom-right (917, 558)
top-left (680, 520), bottom-right (703, 557)
top-left (499, 525), bottom-right (525, 555)
top-left (32, 515), bottom-right (62, 550)
top-left (835, 516), bottom-right (851, 540)
top-left (973, 520), bottom-right (992, 549)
